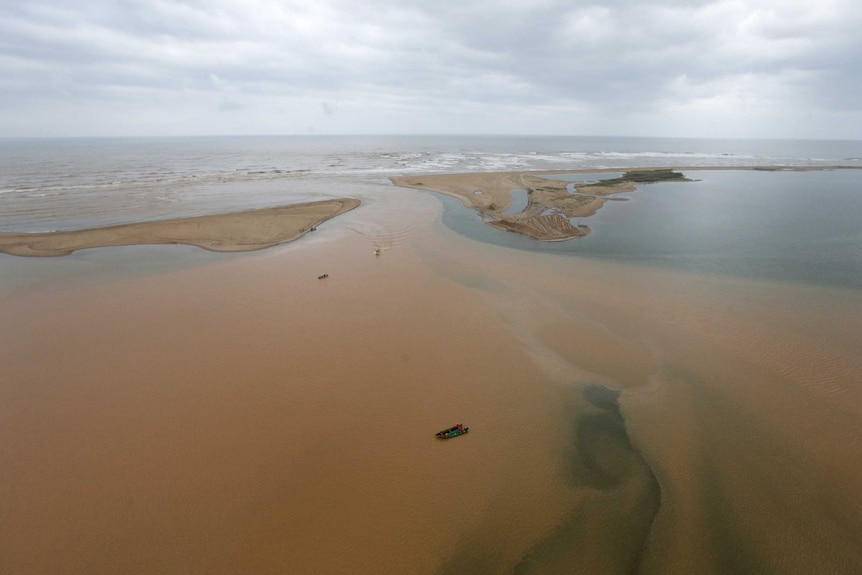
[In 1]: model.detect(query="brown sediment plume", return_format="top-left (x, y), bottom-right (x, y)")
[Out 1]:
top-left (0, 232), bottom-right (578, 575)
top-left (4, 169), bottom-right (862, 574)
top-left (0, 198), bottom-right (360, 257)
top-left (414, 226), bottom-right (862, 574)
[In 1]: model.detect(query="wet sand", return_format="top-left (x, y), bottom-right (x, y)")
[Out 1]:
top-left (0, 199), bottom-right (360, 256)
top-left (2, 181), bottom-right (862, 574)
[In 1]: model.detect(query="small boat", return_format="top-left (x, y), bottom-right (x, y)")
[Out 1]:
top-left (435, 423), bottom-right (469, 439)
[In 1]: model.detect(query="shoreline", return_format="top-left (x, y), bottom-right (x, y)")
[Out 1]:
top-left (4, 164), bottom-right (858, 256)
top-left (392, 171), bottom-right (604, 242)
top-left (391, 165), bottom-right (860, 242)
top-left (0, 198), bottom-right (361, 257)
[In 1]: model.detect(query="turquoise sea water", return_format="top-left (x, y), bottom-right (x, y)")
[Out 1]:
top-left (2, 135), bottom-right (861, 291)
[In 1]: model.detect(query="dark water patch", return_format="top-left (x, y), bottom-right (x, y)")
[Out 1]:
top-left (572, 412), bottom-right (633, 489)
top-left (583, 383), bottom-right (622, 414)
top-left (512, 505), bottom-right (619, 575)
top-left (512, 383), bottom-right (661, 574)
top-left (701, 460), bottom-right (769, 574)
top-left (562, 384), bottom-right (654, 490)
top-left (504, 188), bottom-right (530, 214)
top-left (437, 538), bottom-right (502, 575)
top-left (435, 382), bottom-right (660, 575)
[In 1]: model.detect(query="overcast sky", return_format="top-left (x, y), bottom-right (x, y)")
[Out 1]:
top-left (1, 0), bottom-right (860, 138)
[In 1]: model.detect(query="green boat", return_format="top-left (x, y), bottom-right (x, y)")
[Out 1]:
top-left (435, 423), bottom-right (469, 439)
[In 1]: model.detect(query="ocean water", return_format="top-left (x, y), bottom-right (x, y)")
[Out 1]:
top-left (3, 135), bottom-right (861, 229)
top-left (2, 135), bottom-right (861, 290)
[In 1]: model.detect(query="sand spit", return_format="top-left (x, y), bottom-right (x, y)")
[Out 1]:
top-left (0, 199), bottom-right (361, 257)
top-left (391, 166), bottom-right (859, 242)
top-left (392, 171), bottom-right (606, 241)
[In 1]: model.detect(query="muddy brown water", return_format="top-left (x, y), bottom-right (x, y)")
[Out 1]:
top-left (2, 207), bottom-right (862, 574)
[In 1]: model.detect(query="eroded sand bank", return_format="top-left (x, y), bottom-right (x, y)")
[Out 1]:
top-left (2, 174), bottom-right (862, 574)
top-left (392, 171), bottom-right (609, 241)
top-left (0, 198), bottom-right (360, 257)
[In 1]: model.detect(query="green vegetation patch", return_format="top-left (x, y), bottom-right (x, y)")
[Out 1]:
top-left (592, 169), bottom-right (687, 187)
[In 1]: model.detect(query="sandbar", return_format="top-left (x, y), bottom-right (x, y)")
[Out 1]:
top-left (391, 165), bottom-right (856, 241)
top-left (392, 171), bottom-right (604, 241)
top-left (0, 198), bottom-right (360, 257)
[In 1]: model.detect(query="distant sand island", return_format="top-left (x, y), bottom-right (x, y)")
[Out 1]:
top-left (392, 166), bottom-right (855, 242)
top-left (392, 169), bottom-right (692, 241)
top-left (0, 198), bottom-right (360, 257)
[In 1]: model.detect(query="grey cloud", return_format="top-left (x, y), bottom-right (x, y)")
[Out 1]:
top-left (219, 100), bottom-right (244, 112)
top-left (1, 0), bottom-right (860, 137)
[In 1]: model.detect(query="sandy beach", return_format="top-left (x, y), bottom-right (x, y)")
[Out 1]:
top-left (2, 168), bottom-right (862, 574)
top-left (0, 199), bottom-right (360, 257)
